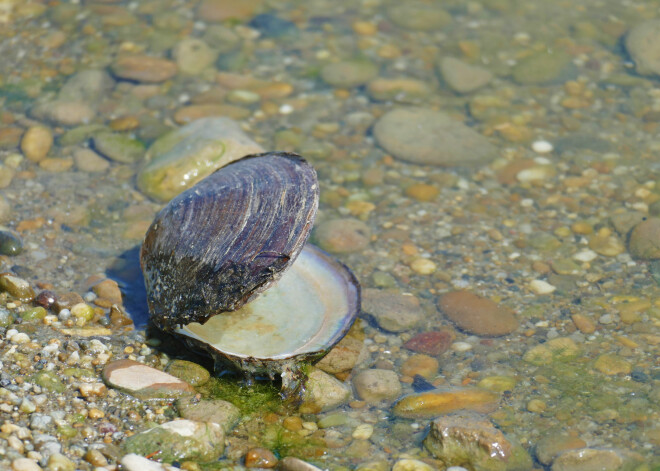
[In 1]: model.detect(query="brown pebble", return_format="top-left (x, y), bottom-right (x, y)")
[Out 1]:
top-left (405, 183), bottom-right (440, 202)
top-left (92, 279), bottom-right (123, 305)
top-left (53, 292), bottom-right (84, 312)
top-left (21, 126), bottom-right (53, 162)
top-left (109, 116), bottom-right (140, 131)
top-left (38, 157), bottom-right (73, 172)
top-left (282, 416), bottom-right (303, 431)
top-left (314, 218), bottom-right (371, 253)
top-left (401, 354), bottom-right (438, 378)
top-left (84, 449), bottom-right (108, 467)
top-left (571, 314), bottom-right (595, 334)
top-left (403, 330), bottom-right (454, 355)
top-left (438, 291), bottom-right (518, 336)
top-left (111, 55), bottom-right (178, 83)
top-left (628, 218), bottom-right (660, 260)
top-left (244, 448), bottom-right (278, 468)
top-left (196, 0), bottom-right (261, 22)
top-left (0, 126), bottom-right (24, 149)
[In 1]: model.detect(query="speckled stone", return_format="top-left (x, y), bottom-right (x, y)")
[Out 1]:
top-left (625, 20), bottom-right (660, 77)
top-left (438, 291), bottom-right (518, 337)
top-left (300, 368), bottom-right (351, 413)
top-left (111, 55), bottom-right (178, 83)
top-left (438, 57), bottom-right (493, 94)
top-left (362, 289), bottom-right (423, 332)
top-left (628, 218), bottom-right (660, 259)
top-left (353, 368), bottom-right (402, 403)
top-left (321, 60), bottom-right (378, 88)
top-left (177, 396), bottom-right (240, 432)
top-left (166, 359), bottom-right (211, 386)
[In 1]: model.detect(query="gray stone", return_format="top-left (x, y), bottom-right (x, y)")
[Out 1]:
top-left (177, 397), bottom-right (240, 432)
top-left (551, 448), bottom-right (641, 471)
top-left (58, 69), bottom-right (114, 103)
top-left (124, 419), bottom-right (225, 463)
top-left (321, 60), bottom-right (378, 88)
top-left (300, 368), bottom-right (351, 413)
top-left (625, 20), bottom-right (660, 77)
top-left (73, 148), bottom-right (110, 173)
top-left (438, 57), bottom-right (493, 94)
top-left (373, 108), bottom-right (496, 167)
top-left (352, 369), bottom-right (401, 403)
top-left (314, 218), bottom-right (371, 253)
top-left (362, 289), bottom-right (423, 332)
top-left (30, 100), bottom-right (96, 126)
top-left (173, 39), bottom-right (217, 75)
top-left (386, 2), bottom-right (450, 31)
top-left (137, 117), bottom-right (263, 201)
top-left (512, 50), bottom-right (574, 85)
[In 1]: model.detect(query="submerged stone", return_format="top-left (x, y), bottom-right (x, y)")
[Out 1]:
top-left (102, 359), bottom-right (195, 400)
top-left (393, 388), bottom-right (499, 418)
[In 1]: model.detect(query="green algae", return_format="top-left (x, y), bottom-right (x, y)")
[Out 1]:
top-left (199, 376), bottom-right (282, 415)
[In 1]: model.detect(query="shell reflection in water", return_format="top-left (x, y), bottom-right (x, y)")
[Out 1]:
top-left (140, 152), bottom-right (360, 397)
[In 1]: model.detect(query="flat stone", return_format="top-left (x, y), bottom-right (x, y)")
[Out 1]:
top-left (523, 337), bottom-right (579, 366)
top-left (300, 368), bottom-right (351, 413)
top-left (352, 368), bottom-right (402, 403)
top-left (438, 57), bottom-right (493, 94)
top-left (392, 389), bottom-right (499, 418)
top-left (321, 60), bottom-right (378, 88)
top-left (628, 218), bottom-right (660, 259)
top-left (279, 457), bottom-right (323, 471)
top-left (401, 354), bottom-right (438, 379)
top-left (367, 78), bottom-right (432, 103)
top-left (58, 69), bottom-right (114, 103)
top-left (438, 291), bottom-right (518, 337)
top-left (73, 148), bottom-right (110, 172)
top-left (535, 433), bottom-right (587, 466)
top-left (173, 104), bottom-right (251, 123)
top-left (403, 330), bottom-right (455, 355)
top-left (120, 454), bottom-right (168, 471)
top-left (551, 448), bottom-right (640, 471)
top-left (176, 396), bottom-right (240, 432)
top-left (625, 20), bottom-right (660, 77)
top-left (0, 126), bottom-right (24, 149)
top-left (362, 289), bottom-right (423, 332)
top-left (31, 100), bottom-right (96, 126)
top-left (313, 218), bottom-right (371, 253)
top-left (102, 359), bottom-right (195, 400)
top-left (92, 132), bottom-right (145, 163)
top-left (111, 55), bottom-right (178, 83)
top-left (91, 278), bottom-right (123, 304)
top-left (173, 38), bottom-right (217, 75)
top-left (11, 458), bottom-right (42, 471)
top-left (373, 108), bottom-right (496, 167)
top-left (392, 459), bottom-right (434, 471)
top-left (316, 328), bottom-right (365, 374)
top-left (137, 117), bottom-right (263, 201)
top-left (196, 0), bottom-right (262, 22)
top-left (512, 50), bottom-right (573, 85)
top-left (165, 359), bottom-right (210, 386)
top-left (245, 447), bottom-right (278, 468)
top-left (424, 413), bottom-right (532, 471)
top-left (123, 419), bottom-right (224, 463)
top-left (594, 354), bottom-right (631, 375)
top-left (386, 2), bottom-right (450, 31)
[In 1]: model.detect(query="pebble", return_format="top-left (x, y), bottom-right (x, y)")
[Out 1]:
top-left (352, 369), bottom-right (402, 403)
top-left (393, 389), bottom-right (499, 418)
top-left (316, 332), bottom-right (364, 374)
top-left (177, 397), bottom-right (240, 432)
top-left (20, 126), bottom-right (52, 163)
top-left (367, 78), bottom-right (432, 103)
top-left (404, 330), bottom-right (454, 355)
top-left (362, 289), bottom-right (423, 332)
top-left (405, 183), bottom-right (440, 202)
top-left (313, 218), bottom-right (371, 253)
top-left (111, 55), bottom-right (178, 83)
top-left (173, 38), bottom-right (217, 75)
top-left (594, 354), bottom-right (631, 375)
top-left (30, 100), bottom-right (96, 126)
top-left (0, 274), bottom-right (36, 301)
top-left (628, 218), bottom-right (660, 259)
top-left (300, 368), bottom-right (350, 413)
top-left (91, 278), bottom-right (123, 305)
top-left (551, 448), bottom-right (638, 471)
top-left (523, 337), bottom-right (579, 365)
top-left (424, 413), bottom-right (531, 470)
top-left (512, 50), bottom-right (573, 85)
top-left (401, 354), bottom-right (438, 379)
top-left (409, 258), bottom-right (437, 275)
top-left (120, 454), bottom-right (167, 471)
top-left (0, 230), bottom-right (23, 256)
top-left (572, 249), bottom-right (597, 262)
top-left (352, 424), bottom-right (373, 440)
top-left (92, 132), bottom-right (145, 163)
top-left (102, 359), bottom-right (195, 400)
top-left (373, 108), bottom-right (496, 167)
top-left (529, 279), bottom-right (557, 295)
top-left (47, 453), bottom-right (74, 471)
top-left (532, 140), bottom-right (554, 154)
top-left (391, 459), bottom-right (434, 471)
top-left (72, 148), bottom-right (110, 172)
top-left (166, 360), bottom-right (210, 386)
top-left (196, 0), bottom-right (261, 22)
top-left (138, 117), bottom-right (263, 201)
top-left (38, 157), bottom-right (73, 172)
top-left (11, 458), bottom-right (42, 471)
top-left (279, 457), bottom-right (323, 471)
top-left (571, 314), bottom-right (596, 334)
top-left (477, 375), bottom-right (517, 393)
top-left (124, 419), bottom-right (225, 463)
top-left (535, 433), bottom-right (587, 466)
top-left (588, 229), bottom-right (625, 257)
top-left (249, 13), bottom-right (297, 38)
top-left (438, 291), bottom-right (518, 337)
top-left (438, 57), bottom-right (493, 94)
top-left (386, 2), bottom-right (450, 31)
top-left (58, 69), bottom-right (114, 104)
top-left (321, 60), bottom-right (378, 88)
top-left (0, 195), bottom-right (11, 222)
top-left (0, 126), bottom-right (24, 149)
top-left (245, 448), bottom-right (278, 468)
top-left (625, 20), bottom-right (660, 77)
top-left (173, 104), bottom-right (251, 123)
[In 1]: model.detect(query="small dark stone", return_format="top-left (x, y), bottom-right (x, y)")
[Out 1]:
top-left (412, 374), bottom-right (435, 392)
top-left (630, 368), bottom-right (649, 383)
top-left (35, 290), bottom-right (58, 309)
top-left (0, 231), bottom-right (23, 256)
top-left (248, 14), bottom-right (297, 37)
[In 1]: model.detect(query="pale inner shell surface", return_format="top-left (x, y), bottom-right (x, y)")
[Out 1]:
top-left (177, 245), bottom-right (355, 359)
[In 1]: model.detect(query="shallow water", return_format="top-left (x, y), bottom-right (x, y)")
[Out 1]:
top-left (0, 0), bottom-right (659, 469)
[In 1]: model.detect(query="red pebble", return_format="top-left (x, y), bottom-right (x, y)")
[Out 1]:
top-left (404, 330), bottom-right (453, 355)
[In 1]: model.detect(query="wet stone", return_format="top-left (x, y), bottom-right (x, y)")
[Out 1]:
top-left (173, 38), bottom-right (217, 75)
top-left (0, 126), bottom-right (24, 149)
top-left (512, 50), bottom-right (574, 85)
top-left (523, 337), bottom-right (579, 366)
top-left (279, 457), bottom-right (323, 471)
top-left (438, 57), bottom-right (493, 94)
top-left (628, 218), bottom-right (660, 260)
top-left (404, 330), bottom-right (454, 356)
top-left (438, 291), bottom-right (518, 337)
top-left (165, 359), bottom-right (210, 386)
top-left (244, 447), bottom-right (278, 468)
top-left (373, 108), bottom-right (496, 167)
top-left (424, 413), bottom-right (532, 471)
top-left (91, 278), bottom-right (122, 304)
top-left (20, 125), bottom-right (53, 163)
top-left (401, 354), bottom-right (438, 379)
top-left (176, 396), bottom-right (240, 432)
top-left (300, 368), bottom-right (350, 413)
top-left (120, 454), bottom-right (168, 471)
top-left (392, 459), bottom-right (434, 471)
top-left (0, 230), bottom-right (23, 256)
top-left (249, 13), bottom-right (297, 38)
top-left (196, 0), bottom-right (262, 22)
top-left (594, 354), bottom-right (631, 375)
top-left (321, 60), bottom-right (378, 88)
top-left (352, 368), bottom-right (402, 403)
top-left (535, 433), bottom-right (587, 466)
top-left (30, 100), bottom-right (96, 126)
top-left (393, 389), bottom-right (499, 418)
top-left (362, 289), bottom-right (423, 333)
top-left (386, 2), bottom-right (451, 31)
top-left (314, 218), bottom-right (371, 253)
top-left (58, 69), bottom-right (114, 103)
top-left (551, 448), bottom-right (640, 471)
top-left (92, 132), bottom-right (145, 163)
top-left (11, 458), bottom-right (42, 471)
top-left (625, 20), bottom-right (660, 77)
top-left (367, 78), bottom-right (432, 103)
top-left (316, 333), bottom-right (364, 375)
top-left (102, 359), bottom-right (195, 400)
top-left (111, 55), bottom-right (178, 83)
top-left (0, 274), bottom-right (35, 301)
top-left (73, 148), bottom-right (110, 173)
top-left (123, 419), bottom-right (224, 463)
top-left (137, 117), bottom-right (263, 201)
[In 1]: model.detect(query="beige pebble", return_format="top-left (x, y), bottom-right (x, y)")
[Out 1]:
top-left (401, 354), bottom-right (438, 378)
top-left (352, 423), bottom-right (374, 440)
top-left (594, 354), bottom-right (631, 375)
top-left (571, 314), bottom-right (596, 334)
top-left (21, 126), bottom-right (53, 163)
top-left (410, 258), bottom-right (436, 275)
top-left (11, 458), bottom-right (42, 471)
top-left (529, 279), bottom-right (556, 295)
top-left (527, 399), bottom-right (546, 412)
top-left (38, 157), bottom-right (73, 172)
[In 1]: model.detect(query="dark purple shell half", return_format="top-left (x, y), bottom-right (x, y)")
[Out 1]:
top-left (140, 152), bottom-right (319, 331)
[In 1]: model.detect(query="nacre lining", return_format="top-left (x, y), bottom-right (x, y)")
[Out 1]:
top-left (177, 244), bottom-right (356, 359)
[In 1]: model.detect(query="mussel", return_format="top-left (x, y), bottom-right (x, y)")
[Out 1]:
top-left (140, 152), bottom-right (360, 397)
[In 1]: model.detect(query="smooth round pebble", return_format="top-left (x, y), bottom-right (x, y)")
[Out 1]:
top-left (625, 20), bottom-right (660, 77)
top-left (439, 291), bottom-right (518, 336)
top-left (111, 55), bottom-right (178, 83)
top-left (531, 140), bottom-right (554, 153)
top-left (352, 424), bottom-right (373, 440)
top-left (314, 218), bottom-right (371, 253)
top-left (20, 126), bottom-right (53, 162)
top-left (438, 57), bottom-right (493, 94)
top-left (321, 60), bottom-right (378, 88)
top-left (529, 279), bottom-right (557, 295)
top-left (573, 250), bottom-right (597, 262)
top-left (392, 459), bottom-right (434, 471)
top-left (410, 258), bottom-right (436, 275)
top-left (628, 218), bottom-right (660, 259)
top-left (11, 458), bottom-right (42, 471)
top-left (362, 289), bottom-right (423, 332)
top-left (401, 354), bottom-right (438, 379)
top-left (352, 369), bottom-right (402, 403)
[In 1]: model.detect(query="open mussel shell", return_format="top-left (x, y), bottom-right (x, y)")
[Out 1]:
top-left (176, 243), bottom-right (360, 391)
top-left (141, 152), bottom-right (319, 331)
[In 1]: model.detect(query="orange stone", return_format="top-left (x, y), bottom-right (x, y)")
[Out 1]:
top-left (393, 388), bottom-right (500, 418)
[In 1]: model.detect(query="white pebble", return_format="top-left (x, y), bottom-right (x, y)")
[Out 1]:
top-left (10, 333), bottom-right (30, 344)
top-left (529, 279), bottom-right (556, 295)
top-left (573, 249), bottom-right (597, 262)
top-left (6, 328), bottom-right (18, 339)
top-left (279, 104), bottom-right (294, 114)
top-left (451, 341), bottom-right (472, 352)
top-left (447, 467), bottom-right (469, 471)
top-left (11, 457), bottom-right (43, 471)
top-left (532, 140), bottom-right (553, 153)
top-left (410, 258), bottom-right (436, 275)
top-left (352, 423), bottom-right (374, 440)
